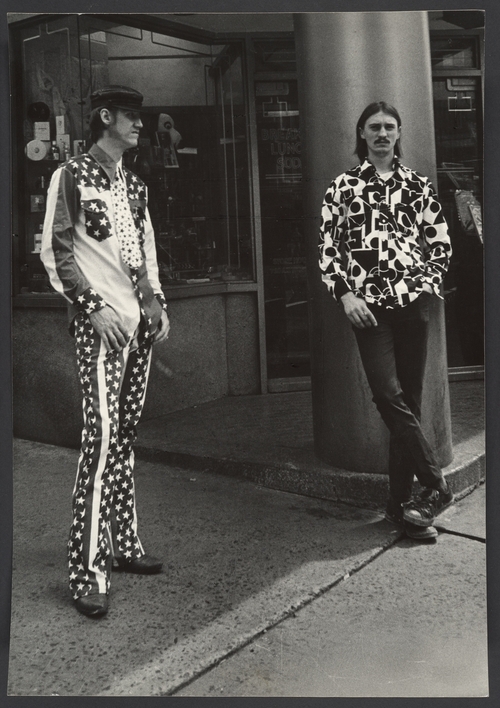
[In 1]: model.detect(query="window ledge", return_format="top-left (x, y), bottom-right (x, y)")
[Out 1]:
top-left (13, 293), bottom-right (66, 308)
top-left (161, 280), bottom-right (258, 299)
top-left (13, 280), bottom-right (258, 308)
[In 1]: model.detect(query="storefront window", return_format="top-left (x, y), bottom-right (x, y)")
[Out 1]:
top-left (13, 15), bottom-right (252, 295)
top-left (14, 16), bottom-right (82, 293)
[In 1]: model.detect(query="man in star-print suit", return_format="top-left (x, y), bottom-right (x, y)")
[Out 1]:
top-left (41, 86), bottom-right (170, 617)
top-left (319, 101), bottom-right (454, 541)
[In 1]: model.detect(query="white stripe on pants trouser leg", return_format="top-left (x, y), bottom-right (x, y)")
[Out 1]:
top-left (68, 313), bottom-right (152, 599)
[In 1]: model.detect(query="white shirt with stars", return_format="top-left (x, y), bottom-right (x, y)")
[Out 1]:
top-left (41, 143), bottom-right (165, 339)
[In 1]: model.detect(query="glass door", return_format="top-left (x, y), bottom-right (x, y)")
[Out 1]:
top-left (431, 32), bottom-right (483, 370)
top-left (254, 74), bottom-right (309, 380)
top-left (433, 72), bottom-right (483, 368)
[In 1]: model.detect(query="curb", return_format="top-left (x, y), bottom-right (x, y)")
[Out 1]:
top-left (135, 433), bottom-right (485, 510)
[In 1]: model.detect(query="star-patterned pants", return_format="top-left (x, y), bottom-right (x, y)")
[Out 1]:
top-left (68, 312), bottom-right (152, 600)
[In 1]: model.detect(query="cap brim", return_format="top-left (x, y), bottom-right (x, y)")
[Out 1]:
top-left (104, 102), bottom-right (158, 114)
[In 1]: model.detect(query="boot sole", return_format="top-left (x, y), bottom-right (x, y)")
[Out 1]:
top-left (404, 523), bottom-right (438, 540)
top-left (384, 512), bottom-right (438, 541)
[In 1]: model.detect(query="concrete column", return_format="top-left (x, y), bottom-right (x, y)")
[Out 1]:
top-left (294, 11), bottom-right (453, 473)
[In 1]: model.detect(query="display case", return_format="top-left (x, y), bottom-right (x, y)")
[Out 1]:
top-left (12, 15), bottom-right (253, 297)
top-left (12, 16), bottom-right (85, 294)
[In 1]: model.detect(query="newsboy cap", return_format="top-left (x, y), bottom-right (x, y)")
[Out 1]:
top-left (90, 85), bottom-right (152, 113)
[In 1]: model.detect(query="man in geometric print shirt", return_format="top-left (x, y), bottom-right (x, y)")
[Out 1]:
top-left (319, 101), bottom-right (454, 541)
top-left (41, 86), bottom-right (169, 617)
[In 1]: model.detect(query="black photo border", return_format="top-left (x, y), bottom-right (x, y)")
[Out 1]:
top-left (1, 1), bottom-right (498, 708)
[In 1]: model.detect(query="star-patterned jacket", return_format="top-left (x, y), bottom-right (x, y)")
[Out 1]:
top-left (41, 143), bottom-right (167, 339)
top-left (319, 158), bottom-right (452, 308)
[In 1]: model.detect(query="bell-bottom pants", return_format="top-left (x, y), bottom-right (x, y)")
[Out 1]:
top-left (68, 313), bottom-right (152, 599)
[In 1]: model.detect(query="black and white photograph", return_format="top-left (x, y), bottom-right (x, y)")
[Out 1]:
top-left (4, 3), bottom-right (494, 699)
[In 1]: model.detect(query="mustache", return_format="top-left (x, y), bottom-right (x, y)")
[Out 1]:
top-left (375, 138), bottom-right (390, 144)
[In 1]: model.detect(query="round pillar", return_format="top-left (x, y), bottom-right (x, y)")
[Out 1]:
top-left (294, 11), bottom-right (453, 473)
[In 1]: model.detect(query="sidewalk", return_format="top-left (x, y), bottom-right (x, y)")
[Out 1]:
top-left (136, 380), bottom-right (485, 508)
top-left (180, 487), bottom-right (487, 698)
top-left (9, 436), bottom-right (487, 697)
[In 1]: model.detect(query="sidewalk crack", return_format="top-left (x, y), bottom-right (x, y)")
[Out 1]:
top-left (436, 528), bottom-right (485, 543)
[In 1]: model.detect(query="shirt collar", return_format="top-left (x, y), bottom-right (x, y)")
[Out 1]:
top-left (359, 156), bottom-right (403, 181)
top-left (88, 143), bottom-right (123, 182)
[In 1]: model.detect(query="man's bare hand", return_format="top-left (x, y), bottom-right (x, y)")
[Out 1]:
top-left (153, 310), bottom-right (170, 345)
top-left (421, 282), bottom-right (433, 295)
top-left (341, 291), bottom-right (378, 328)
top-left (89, 306), bottom-right (129, 352)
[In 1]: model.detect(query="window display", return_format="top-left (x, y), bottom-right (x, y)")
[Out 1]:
top-left (13, 16), bottom-right (253, 295)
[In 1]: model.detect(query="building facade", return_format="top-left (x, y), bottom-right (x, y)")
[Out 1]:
top-left (10, 12), bottom-right (484, 448)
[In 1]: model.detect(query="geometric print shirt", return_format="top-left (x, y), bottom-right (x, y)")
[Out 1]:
top-left (41, 143), bottom-right (167, 339)
top-left (319, 158), bottom-right (452, 309)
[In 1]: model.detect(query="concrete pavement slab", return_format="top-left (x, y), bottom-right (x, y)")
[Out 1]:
top-left (178, 527), bottom-right (488, 697)
top-left (435, 483), bottom-right (486, 539)
top-left (10, 438), bottom-right (404, 697)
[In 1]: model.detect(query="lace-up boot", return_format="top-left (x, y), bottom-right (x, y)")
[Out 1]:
top-left (385, 497), bottom-right (438, 540)
top-left (403, 485), bottom-right (454, 527)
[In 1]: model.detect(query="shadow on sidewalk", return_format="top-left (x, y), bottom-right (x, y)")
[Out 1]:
top-left (10, 439), bottom-right (401, 696)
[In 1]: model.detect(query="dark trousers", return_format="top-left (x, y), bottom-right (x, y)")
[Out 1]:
top-left (353, 293), bottom-right (445, 503)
